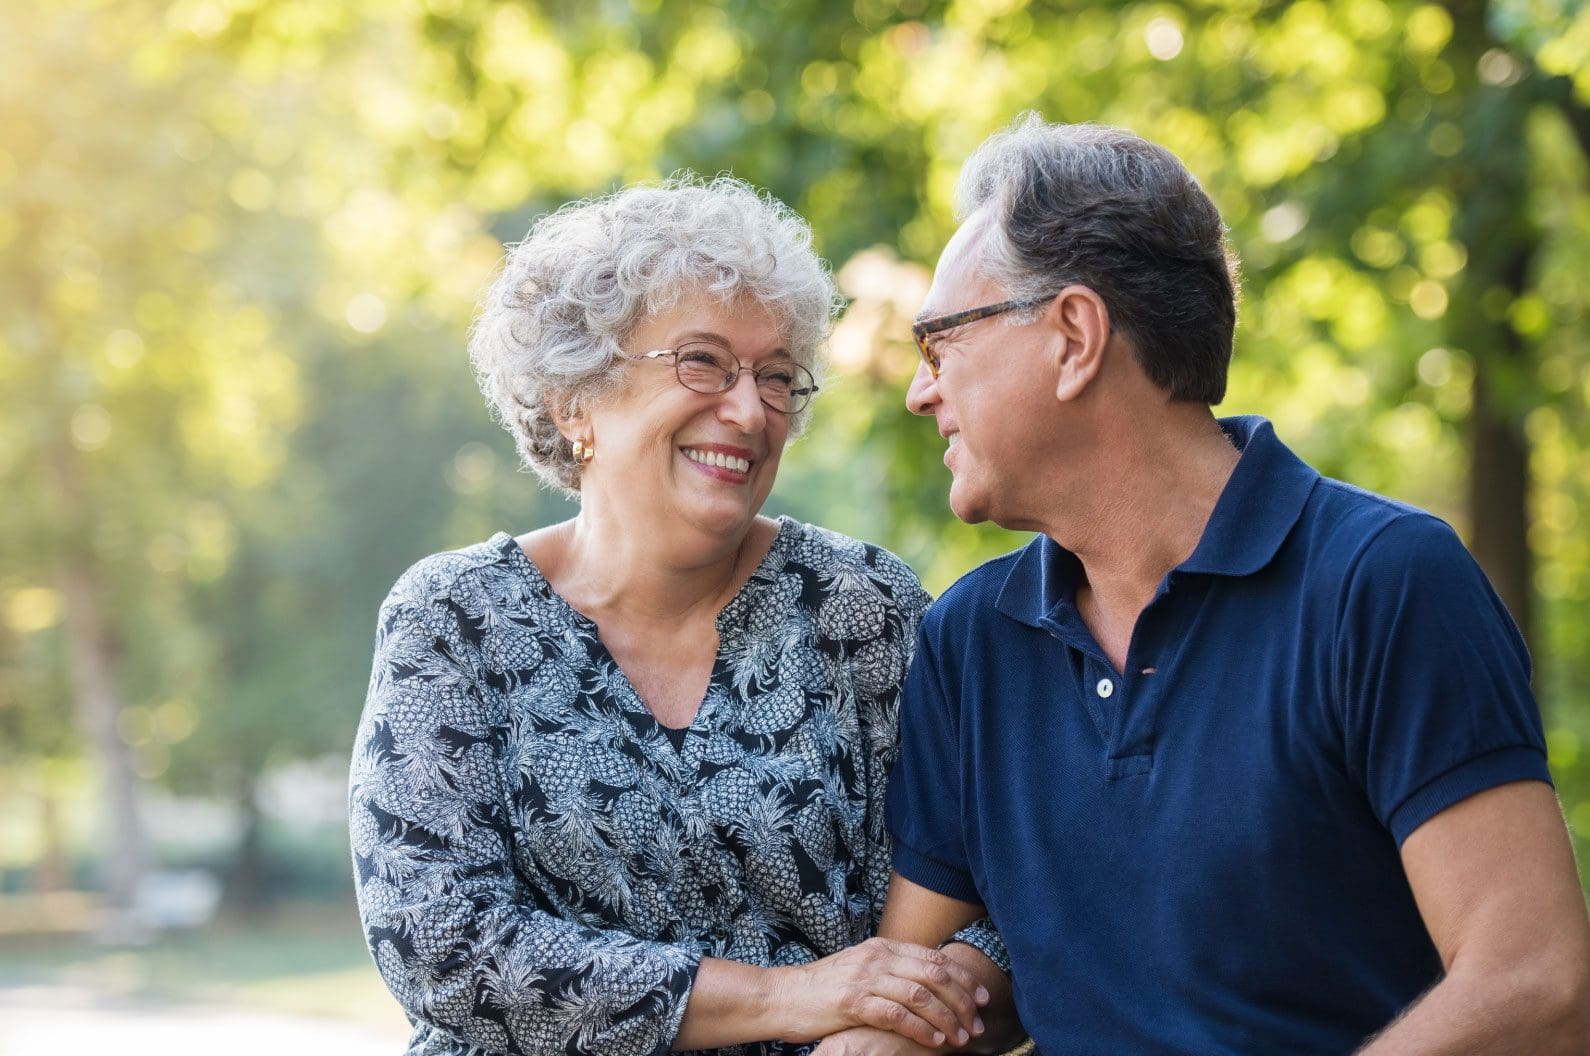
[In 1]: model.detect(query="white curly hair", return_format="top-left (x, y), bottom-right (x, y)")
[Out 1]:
top-left (469, 174), bottom-right (841, 495)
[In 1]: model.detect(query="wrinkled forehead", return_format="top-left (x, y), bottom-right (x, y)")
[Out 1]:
top-left (919, 208), bottom-right (1004, 320)
top-left (640, 287), bottom-right (804, 362)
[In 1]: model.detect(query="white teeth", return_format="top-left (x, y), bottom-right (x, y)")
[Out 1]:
top-left (684, 448), bottom-right (751, 474)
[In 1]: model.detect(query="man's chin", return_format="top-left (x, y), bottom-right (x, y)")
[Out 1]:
top-left (947, 483), bottom-right (990, 526)
top-left (949, 481), bottom-right (1031, 532)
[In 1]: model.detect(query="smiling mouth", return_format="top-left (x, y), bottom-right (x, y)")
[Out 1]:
top-left (682, 447), bottom-right (752, 474)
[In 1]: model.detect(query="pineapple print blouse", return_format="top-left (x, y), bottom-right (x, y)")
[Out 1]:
top-left (350, 517), bottom-right (1006, 1056)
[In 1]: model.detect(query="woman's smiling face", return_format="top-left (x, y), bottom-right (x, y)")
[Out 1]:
top-left (573, 293), bottom-right (799, 545)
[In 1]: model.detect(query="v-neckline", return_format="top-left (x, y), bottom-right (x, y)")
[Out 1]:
top-left (492, 517), bottom-right (795, 751)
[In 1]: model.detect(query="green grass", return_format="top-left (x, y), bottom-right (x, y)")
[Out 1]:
top-left (0, 901), bottom-right (407, 1031)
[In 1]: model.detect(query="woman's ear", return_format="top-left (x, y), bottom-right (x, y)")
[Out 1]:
top-left (548, 388), bottom-right (588, 443)
top-left (1047, 285), bottom-right (1111, 403)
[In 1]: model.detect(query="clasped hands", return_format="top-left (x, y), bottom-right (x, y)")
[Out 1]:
top-left (769, 937), bottom-right (989, 1053)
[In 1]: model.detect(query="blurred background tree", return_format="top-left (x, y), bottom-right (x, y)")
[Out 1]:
top-left (0, 0), bottom-right (1585, 997)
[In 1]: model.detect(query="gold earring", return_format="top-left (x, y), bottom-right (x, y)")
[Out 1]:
top-left (572, 438), bottom-right (595, 465)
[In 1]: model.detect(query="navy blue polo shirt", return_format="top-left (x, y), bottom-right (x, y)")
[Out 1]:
top-left (887, 416), bottom-right (1550, 1054)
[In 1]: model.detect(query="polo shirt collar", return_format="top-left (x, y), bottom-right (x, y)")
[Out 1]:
top-left (994, 416), bottom-right (1319, 628)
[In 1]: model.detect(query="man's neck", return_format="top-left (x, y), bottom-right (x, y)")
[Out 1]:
top-left (1043, 406), bottom-right (1240, 613)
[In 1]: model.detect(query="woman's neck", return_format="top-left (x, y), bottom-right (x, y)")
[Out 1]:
top-left (527, 508), bottom-right (774, 629)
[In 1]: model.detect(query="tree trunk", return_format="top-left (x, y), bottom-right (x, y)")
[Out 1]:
top-left (1468, 341), bottom-right (1534, 656)
top-left (58, 557), bottom-right (149, 940)
top-left (223, 768), bottom-right (272, 919)
top-left (1443, 0), bottom-right (1538, 665)
top-left (37, 790), bottom-right (69, 894)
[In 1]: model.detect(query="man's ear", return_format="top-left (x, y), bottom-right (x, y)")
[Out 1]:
top-left (1046, 285), bottom-right (1111, 403)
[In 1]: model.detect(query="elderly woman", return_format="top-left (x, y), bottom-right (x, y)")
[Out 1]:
top-left (349, 177), bottom-right (1003, 1056)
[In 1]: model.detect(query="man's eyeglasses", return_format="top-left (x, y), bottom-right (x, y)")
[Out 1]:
top-left (911, 298), bottom-right (1046, 378)
top-left (640, 344), bottom-right (819, 415)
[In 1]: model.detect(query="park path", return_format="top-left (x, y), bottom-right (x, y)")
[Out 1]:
top-left (0, 984), bottom-right (411, 1055)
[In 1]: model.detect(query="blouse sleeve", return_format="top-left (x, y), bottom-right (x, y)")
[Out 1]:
top-left (852, 548), bottom-right (1010, 973)
top-left (349, 563), bottom-right (701, 1056)
top-left (846, 546), bottom-right (931, 931)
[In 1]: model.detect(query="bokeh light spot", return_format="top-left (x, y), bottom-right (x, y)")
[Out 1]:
top-left (228, 168), bottom-right (274, 212)
top-left (1477, 48), bottom-right (1523, 87)
top-left (71, 404), bottom-right (113, 450)
top-left (1145, 17), bottom-right (1184, 61)
top-left (345, 294), bottom-right (388, 335)
top-left (1260, 202), bottom-right (1307, 243)
top-left (5, 587), bottom-right (63, 634)
top-left (1409, 280), bottom-right (1448, 319)
top-left (1417, 347), bottom-right (1452, 387)
top-left (105, 330), bottom-right (146, 369)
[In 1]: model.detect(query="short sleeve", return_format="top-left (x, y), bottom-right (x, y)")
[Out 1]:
top-left (886, 628), bottom-right (982, 904)
top-left (1334, 514), bottom-right (1551, 845)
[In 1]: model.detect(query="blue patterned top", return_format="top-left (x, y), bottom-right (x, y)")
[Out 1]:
top-left (350, 517), bottom-right (1004, 1056)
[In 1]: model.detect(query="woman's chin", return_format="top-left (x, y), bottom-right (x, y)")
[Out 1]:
top-left (676, 494), bottom-right (765, 543)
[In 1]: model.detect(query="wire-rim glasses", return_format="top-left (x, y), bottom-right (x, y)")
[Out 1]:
top-left (912, 298), bottom-right (1045, 378)
top-left (640, 344), bottom-right (820, 415)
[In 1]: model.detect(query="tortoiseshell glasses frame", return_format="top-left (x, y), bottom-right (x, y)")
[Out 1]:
top-left (910, 298), bottom-right (1047, 378)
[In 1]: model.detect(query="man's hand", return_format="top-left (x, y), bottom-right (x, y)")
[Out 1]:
top-left (1357, 780), bottom-right (1590, 1054)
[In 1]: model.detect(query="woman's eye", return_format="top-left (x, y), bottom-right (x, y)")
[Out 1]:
top-left (678, 350), bottom-right (719, 365)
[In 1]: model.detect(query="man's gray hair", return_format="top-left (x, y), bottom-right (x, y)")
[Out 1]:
top-left (957, 114), bottom-right (1239, 403)
top-left (469, 175), bottom-right (840, 495)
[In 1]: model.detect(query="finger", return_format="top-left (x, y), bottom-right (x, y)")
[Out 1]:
top-left (866, 974), bottom-right (972, 1046)
top-left (923, 952), bottom-right (990, 1008)
top-left (855, 994), bottom-right (948, 1048)
top-left (853, 940), bottom-right (986, 1032)
top-left (886, 956), bottom-right (985, 1036)
top-left (876, 940), bottom-right (988, 1004)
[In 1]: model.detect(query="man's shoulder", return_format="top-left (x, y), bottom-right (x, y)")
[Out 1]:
top-left (922, 539), bottom-right (1036, 631)
top-left (1302, 477), bottom-right (1467, 575)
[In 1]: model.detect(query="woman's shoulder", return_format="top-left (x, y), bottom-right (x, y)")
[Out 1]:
top-left (776, 517), bottom-right (931, 613)
top-left (381, 533), bottom-right (530, 615)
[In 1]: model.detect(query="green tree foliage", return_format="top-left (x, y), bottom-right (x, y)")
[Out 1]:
top-left (2, 0), bottom-right (1588, 907)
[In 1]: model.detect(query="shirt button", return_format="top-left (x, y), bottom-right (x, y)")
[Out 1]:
top-left (1096, 678), bottom-right (1114, 699)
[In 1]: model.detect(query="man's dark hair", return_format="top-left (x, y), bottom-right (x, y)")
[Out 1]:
top-left (957, 114), bottom-right (1239, 403)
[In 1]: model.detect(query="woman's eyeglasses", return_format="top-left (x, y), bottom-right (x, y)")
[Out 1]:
top-left (639, 344), bottom-right (819, 415)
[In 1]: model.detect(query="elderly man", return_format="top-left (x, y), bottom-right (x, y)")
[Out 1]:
top-left (871, 115), bottom-right (1590, 1054)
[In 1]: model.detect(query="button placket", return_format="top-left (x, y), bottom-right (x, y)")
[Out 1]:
top-left (1110, 625), bottom-right (1162, 775)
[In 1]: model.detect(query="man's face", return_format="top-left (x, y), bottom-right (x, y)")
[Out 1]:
top-left (906, 210), bottom-right (1057, 527)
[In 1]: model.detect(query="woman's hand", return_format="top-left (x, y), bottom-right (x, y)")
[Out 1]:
top-left (813, 1026), bottom-right (940, 1056)
top-left (768, 937), bottom-right (990, 1047)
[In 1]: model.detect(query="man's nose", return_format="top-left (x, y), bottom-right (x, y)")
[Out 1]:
top-left (905, 359), bottom-right (938, 417)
